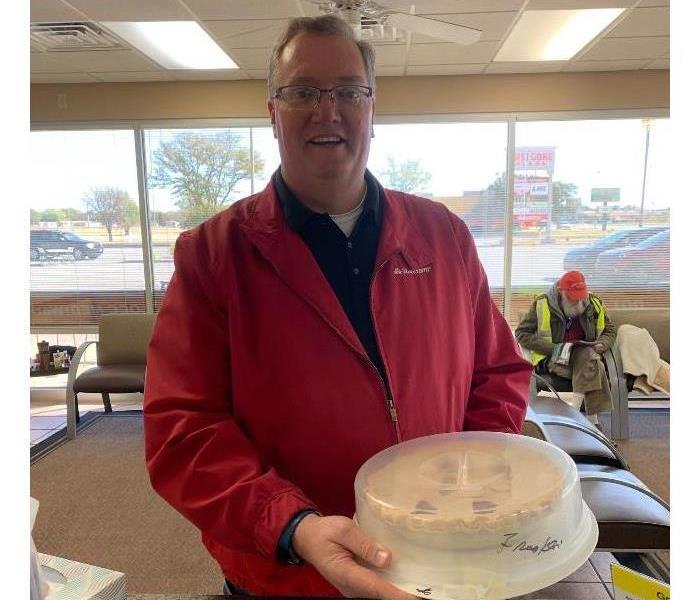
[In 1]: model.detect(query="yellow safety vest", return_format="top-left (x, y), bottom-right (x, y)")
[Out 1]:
top-left (530, 295), bottom-right (606, 366)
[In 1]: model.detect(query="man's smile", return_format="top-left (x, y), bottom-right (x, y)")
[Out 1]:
top-left (307, 135), bottom-right (345, 146)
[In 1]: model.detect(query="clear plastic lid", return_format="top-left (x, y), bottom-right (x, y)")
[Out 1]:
top-left (354, 432), bottom-right (598, 600)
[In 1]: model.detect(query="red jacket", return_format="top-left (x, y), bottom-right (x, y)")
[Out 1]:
top-left (144, 181), bottom-right (531, 596)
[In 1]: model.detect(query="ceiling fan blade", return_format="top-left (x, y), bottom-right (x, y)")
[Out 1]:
top-left (385, 12), bottom-right (481, 46)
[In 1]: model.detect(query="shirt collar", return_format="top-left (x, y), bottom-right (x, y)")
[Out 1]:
top-left (273, 167), bottom-right (382, 233)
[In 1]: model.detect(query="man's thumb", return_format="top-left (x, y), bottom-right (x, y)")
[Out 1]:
top-left (370, 545), bottom-right (390, 568)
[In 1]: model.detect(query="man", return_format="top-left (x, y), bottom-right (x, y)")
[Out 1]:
top-left (515, 270), bottom-right (617, 426)
top-left (144, 15), bottom-right (531, 600)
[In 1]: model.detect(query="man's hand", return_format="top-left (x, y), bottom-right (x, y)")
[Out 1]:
top-left (292, 514), bottom-right (417, 600)
top-left (593, 343), bottom-right (605, 354)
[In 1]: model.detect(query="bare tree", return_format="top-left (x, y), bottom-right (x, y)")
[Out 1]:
top-left (83, 187), bottom-right (133, 241)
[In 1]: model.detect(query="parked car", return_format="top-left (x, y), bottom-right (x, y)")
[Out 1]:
top-left (30, 230), bottom-right (104, 261)
top-left (562, 226), bottom-right (668, 277)
top-left (593, 228), bottom-right (670, 286)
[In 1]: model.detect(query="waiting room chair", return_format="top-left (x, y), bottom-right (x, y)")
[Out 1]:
top-left (522, 407), bottom-right (669, 553)
top-left (65, 312), bottom-right (155, 439)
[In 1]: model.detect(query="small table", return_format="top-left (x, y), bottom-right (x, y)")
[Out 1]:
top-left (30, 365), bottom-right (70, 377)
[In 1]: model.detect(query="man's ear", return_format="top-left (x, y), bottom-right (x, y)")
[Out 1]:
top-left (267, 98), bottom-right (277, 139)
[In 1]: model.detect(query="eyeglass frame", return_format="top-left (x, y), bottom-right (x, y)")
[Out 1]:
top-left (272, 84), bottom-right (374, 109)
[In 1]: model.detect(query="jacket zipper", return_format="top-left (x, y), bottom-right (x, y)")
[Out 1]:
top-left (369, 254), bottom-right (401, 442)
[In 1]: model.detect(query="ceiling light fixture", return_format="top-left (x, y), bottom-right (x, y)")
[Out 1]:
top-left (101, 21), bottom-right (237, 70)
top-left (495, 9), bottom-right (625, 62)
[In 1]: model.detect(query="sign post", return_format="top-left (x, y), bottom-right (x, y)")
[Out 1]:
top-left (591, 187), bottom-right (621, 231)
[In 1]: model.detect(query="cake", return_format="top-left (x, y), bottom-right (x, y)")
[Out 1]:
top-left (356, 432), bottom-right (573, 548)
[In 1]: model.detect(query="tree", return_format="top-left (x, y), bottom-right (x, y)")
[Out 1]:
top-left (380, 157), bottom-right (432, 194)
top-left (150, 130), bottom-right (264, 228)
top-left (82, 187), bottom-right (133, 241)
top-left (122, 199), bottom-right (140, 235)
top-left (551, 181), bottom-right (581, 225)
top-left (40, 208), bottom-right (66, 223)
top-left (63, 207), bottom-right (86, 221)
top-left (30, 209), bottom-right (40, 225)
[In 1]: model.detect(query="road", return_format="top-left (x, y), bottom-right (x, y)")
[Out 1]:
top-left (30, 242), bottom-right (571, 291)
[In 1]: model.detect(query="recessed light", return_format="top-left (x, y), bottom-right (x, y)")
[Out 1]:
top-left (495, 9), bottom-right (625, 62)
top-left (102, 21), bottom-right (237, 70)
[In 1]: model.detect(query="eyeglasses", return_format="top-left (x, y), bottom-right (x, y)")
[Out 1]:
top-left (273, 85), bottom-right (373, 109)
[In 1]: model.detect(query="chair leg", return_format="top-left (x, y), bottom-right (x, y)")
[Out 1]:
top-left (101, 392), bottom-right (113, 414)
top-left (73, 394), bottom-right (81, 424)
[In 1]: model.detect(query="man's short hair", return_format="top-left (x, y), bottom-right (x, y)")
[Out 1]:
top-left (267, 14), bottom-right (376, 98)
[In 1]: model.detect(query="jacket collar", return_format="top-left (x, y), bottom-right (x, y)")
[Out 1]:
top-left (242, 176), bottom-right (432, 271)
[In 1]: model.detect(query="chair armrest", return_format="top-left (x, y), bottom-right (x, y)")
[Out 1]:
top-left (606, 343), bottom-right (630, 440)
top-left (538, 418), bottom-right (630, 470)
top-left (65, 340), bottom-right (98, 440)
top-left (522, 406), bottom-right (552, 443)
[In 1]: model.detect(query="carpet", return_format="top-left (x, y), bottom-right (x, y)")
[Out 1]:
top-left (30, 414), bottom-right (223, 594)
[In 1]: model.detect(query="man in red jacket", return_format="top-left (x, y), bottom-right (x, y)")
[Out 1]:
top-left (144, 14), bottom-right (531, 600)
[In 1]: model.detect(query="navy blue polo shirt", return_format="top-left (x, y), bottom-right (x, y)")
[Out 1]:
top-left (272, 168), bottom-right (385, 377)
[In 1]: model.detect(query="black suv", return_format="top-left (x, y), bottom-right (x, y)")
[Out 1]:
top-left (30, 230), bottom-right (104, 261)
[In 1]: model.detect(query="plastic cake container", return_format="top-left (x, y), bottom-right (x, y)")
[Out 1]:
top-left (354, 431), bottom-right (598, 600)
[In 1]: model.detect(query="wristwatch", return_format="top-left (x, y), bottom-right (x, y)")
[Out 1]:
top-left (277, 509), bottom-right (320, 565)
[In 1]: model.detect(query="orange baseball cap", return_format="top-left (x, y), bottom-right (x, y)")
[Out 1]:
top-left (559, 270), bottom-right (588, 301)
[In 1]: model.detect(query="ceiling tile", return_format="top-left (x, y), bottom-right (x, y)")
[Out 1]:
top-left (63, 0), bottom-right (191, 20)
top-left (563, 59), bottom-right (649, 71)
top-left (606, 7), bottom-right (669, 38)
top-left (409, 41), bottom-right (500, 65)
top-left (644, 58), bottom-right (670, 69)
top-left (31, 72), bottom-right (101, 83)
top-left (485, 61), bottom-right (565, 73)
top-left (169, 69), bottom-right (250, 80)
top-left (31, 49), bottom-right (159, 73)
top-left (406, 63), bottom-right (486, 75)
top-left (375, 66), bottom-right (406, 76)
top-left (31, 0), bottom-right (86, 22)
top-left (410, 12), bottom-right (519, 43)
top-left (373, 45), bottom-right (408, 66)
top-left (90, 71), bottom-right (176, 82)
top-left (526, 0), bottom-right (635, 8)
top-left (204, 19), bottom-right (286, 48)
top-left (581, 36), bottom-right (669, 60)
top-left (637, 0), bottom-right (669, 6)
top-left (225, 48), bottom-right (274, 70)
top-left (180, 0), bottom-right (302, 20)
top-left (379, 1), bottom-right (525, 13)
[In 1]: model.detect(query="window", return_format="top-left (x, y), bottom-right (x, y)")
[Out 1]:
top-left (144, 126), bottom-right (270, 305)
top-left (30, 130), bottom-right (145, 327)
top-left (510, 118), bottom-right (670, 324)
top-left (369, 122), bottom-right (508, 309)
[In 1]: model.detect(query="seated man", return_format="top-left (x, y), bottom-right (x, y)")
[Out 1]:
top-left (515, 270), bottom-right (617, 429)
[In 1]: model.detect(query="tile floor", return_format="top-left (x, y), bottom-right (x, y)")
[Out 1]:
top-left (513, 551), bottom-right (619, 599)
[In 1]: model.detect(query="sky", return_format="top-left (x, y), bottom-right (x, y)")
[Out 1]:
top-left (28, 117), bottom-right (670, 214)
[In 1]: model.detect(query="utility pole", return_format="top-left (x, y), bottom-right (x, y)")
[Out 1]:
top-left (639, 119), bottom-right (652, 227)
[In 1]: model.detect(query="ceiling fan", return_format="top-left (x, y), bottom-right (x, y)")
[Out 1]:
top-left (310, 1), bottom-right (482, 46)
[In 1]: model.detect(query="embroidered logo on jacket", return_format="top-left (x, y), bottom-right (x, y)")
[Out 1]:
top-left (393, 265), bottom-right (432, 276)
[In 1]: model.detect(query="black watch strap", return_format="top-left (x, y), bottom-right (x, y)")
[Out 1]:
top-left (276, 509), bottom-right (320, 565)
